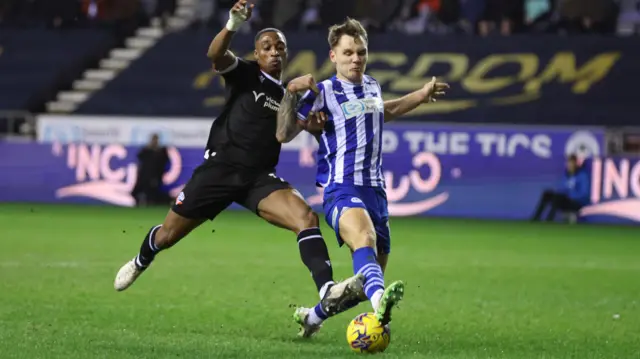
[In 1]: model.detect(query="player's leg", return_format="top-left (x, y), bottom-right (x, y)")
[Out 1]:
top-left (114, 209), bottom-right (206, 291)
top-left (239, 174), bottom-right (364, 337)
top-left (326, 185), bottom-right (404, 326)
top-left (254, 188), bottom-right (337, 291)
top-left (240, 172), bottom-right (364, 296)
top-left (374, 196), bottom-right (392, 274)
top-left (256, 190), bottom-right (363, 298)
top-left (114, 164), bottom-right (234, 291)
top-left (239, 175), bottom-right (337, 294)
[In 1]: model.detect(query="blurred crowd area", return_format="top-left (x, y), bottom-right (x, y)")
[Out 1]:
top-left (204, 0), bottom-right (639, 36)
top-left (0, 0), bottom-right (639, 36)
top-left (0, 0), bottom-right (176, 32)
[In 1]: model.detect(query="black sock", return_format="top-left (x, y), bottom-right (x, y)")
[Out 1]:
top-left (134, 225), bottom-right (162, 269)
top-left (297, 227), bottom-right (334, 292)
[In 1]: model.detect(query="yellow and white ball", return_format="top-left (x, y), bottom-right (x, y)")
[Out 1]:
top-left (346, 312), bottom-right (391, 354)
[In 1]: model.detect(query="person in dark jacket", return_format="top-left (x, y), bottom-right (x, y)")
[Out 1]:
top-left (131, 133), bottom-right (170, 206)
top-left (532, 154), bottom-right (591, 222)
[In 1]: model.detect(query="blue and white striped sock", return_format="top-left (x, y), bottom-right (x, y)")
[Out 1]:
top-left (352, 247), bottom-right (385, 310)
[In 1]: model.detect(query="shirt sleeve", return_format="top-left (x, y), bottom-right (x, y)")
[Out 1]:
top-left (215, 55), bottom-right (256, 88)
top-left (296, 82), bottom-right (325, 121)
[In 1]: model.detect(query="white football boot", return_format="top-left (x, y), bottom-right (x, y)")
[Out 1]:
top-left (114, 257), bottom-right (145, 291)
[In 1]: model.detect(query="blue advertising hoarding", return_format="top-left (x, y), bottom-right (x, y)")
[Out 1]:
top-left (2, 122), bottom-right (623, 223)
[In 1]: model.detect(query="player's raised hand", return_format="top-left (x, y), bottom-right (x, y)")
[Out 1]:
top-left (287, 74), bottom-right (319, 94)
top-left (422, 76), bottom-right (449, 103)
top-left (226, 0), bottom-right (253, 31)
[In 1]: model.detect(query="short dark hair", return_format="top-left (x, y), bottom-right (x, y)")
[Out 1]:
top-left (327, 18), bottom-right (368, 48)
top-left (254, 27), bottom-right (287, 45)
top-left (568, 154), bottom-right (578, 162)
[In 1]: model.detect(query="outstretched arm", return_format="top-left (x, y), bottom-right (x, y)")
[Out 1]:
top-left (206, 0), bottom-right (253, 71)
top-left (384, 76), bottom-right (449, 122)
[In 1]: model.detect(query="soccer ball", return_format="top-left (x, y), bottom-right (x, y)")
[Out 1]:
top-left (346, 312), bottom-right (391, 354)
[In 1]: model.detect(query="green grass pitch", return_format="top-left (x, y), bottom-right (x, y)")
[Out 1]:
top-left (1, 203), bottom-right (639, 359)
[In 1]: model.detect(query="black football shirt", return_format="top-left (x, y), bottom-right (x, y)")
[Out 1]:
top-left (204, 58), bottom-right (286, 172)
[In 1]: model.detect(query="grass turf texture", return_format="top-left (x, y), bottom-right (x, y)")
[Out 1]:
top-left (0, 203), bottom-right (638, 359)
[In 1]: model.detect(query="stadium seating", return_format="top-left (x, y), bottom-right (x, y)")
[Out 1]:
top-left (76, 30), bottom-right (225, 118)
top-left (0, 29), bottom-right (117, 112)
top-left (76, 31), bottom-right (640, 126)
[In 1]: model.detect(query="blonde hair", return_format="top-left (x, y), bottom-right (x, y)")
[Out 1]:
top-left (327, 17), bottom-right (368, 48)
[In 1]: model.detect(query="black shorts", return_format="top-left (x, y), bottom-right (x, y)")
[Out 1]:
top-left (171, 162), bottom-right (291, 220)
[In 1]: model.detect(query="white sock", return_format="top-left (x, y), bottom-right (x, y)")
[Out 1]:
top-left (371, 289), bottom-right (384, 311)
top-left (318, 281), bottom-right (334, 299)
top-left (307, 309), bottom-right (324, 326)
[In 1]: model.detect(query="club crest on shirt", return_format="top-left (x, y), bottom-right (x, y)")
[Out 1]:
top-left (340, 98), bottom-right (383, 118)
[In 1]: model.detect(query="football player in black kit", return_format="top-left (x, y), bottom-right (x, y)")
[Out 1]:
top-left (114, 0), bottom-right (363, 337)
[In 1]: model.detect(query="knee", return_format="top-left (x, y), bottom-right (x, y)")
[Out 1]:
top-left (351, 229), bottom-right (376, 250)
top-left (293, 206), bottom-right (319, 232)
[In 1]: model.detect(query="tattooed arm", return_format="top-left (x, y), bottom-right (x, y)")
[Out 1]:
top-left (276, 90), bottom-right (303, 143)
top-left (276, 74), bottom-right (321, 143)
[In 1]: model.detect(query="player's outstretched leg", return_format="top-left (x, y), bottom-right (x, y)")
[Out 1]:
top-left (254, 188), bottom-right (365, 336)
top-left (292, 207), bottom-right (404, 335)
top-left (256, 188), bottom-right (365, 309)
top-left (339, 208), bottom-right (404, 326)
top-left (114, 209), bottom-right (204, 291)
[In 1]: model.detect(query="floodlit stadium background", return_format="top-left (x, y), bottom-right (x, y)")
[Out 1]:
top-left (1, 1), bottom-right (639, 358)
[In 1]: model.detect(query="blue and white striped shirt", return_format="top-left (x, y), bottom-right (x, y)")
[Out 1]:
top-left (297, 75), bottom-right (385, 187)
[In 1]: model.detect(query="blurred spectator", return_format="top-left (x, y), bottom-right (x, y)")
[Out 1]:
top-left (154, 0), bottom-right (176, 28)
top-left (0, 0), bottom-right (634, 37)
top-left (479, 0), bottom-right (524, 35)
top-left (353, 0), bottom-right (401, 32)
top-left (44, 0), bottom-right (81, 28)
top-left (2, 0), bottom-right (80, 27)
top-left (531, 154), bottom-right (590, 222)
top-left (0, 0), bottom-right (147, 37)
top-left (131, 134), bottom-right (171, 207)
top-left (392, 0), bottom-right (432, 35)
top-left (525, 0), bottom-right (559, 33)
top-left (616, 0), bottom-right (640, 35)
top-left (272, 0), bottom-right (302, 29)
top-left (438, 0), bottom-right (462, 25)
top-left (190, 0), bottom-right (216, 29)
top-left (559, 0), bottom-right (618, 34)
top-left (525, 0), bottom-right (551, 24)
top-left (459, 0), bottom-right (485, 33)
top-left (299, 0), bottom-right (321, 30)
top-left (79, 0), bottom-right (144, 39)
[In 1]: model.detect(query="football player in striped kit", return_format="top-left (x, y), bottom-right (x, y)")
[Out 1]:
top-left (277, 17), bottom-right (449, 337)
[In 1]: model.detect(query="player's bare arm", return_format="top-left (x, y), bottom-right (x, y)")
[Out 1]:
top-left (276, 89), bottom-right (302, 143)
top-left (276, 74), bottom-right (320, 143)
top-left (383, 76), bottom-right (449, 122)
top-left (206, 0), bottom-right (254, 72)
